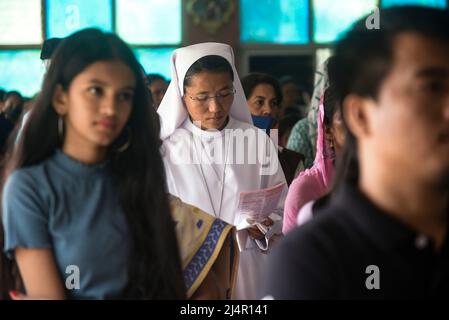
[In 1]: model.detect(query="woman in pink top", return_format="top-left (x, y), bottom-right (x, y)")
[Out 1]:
top-left (283, 83), bottom-right (345, 233)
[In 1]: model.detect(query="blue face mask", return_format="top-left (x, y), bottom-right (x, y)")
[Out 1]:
top-left (251, 115), bottom-right (275, 134)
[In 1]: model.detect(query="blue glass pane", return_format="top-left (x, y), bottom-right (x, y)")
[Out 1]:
top-left (313, 0), bottom-right (378, 43)
top-left (0, 50), bottom-right (45, 97)
top-left (46, 0), bottom-right (113, 39)
top-left (240, 0), bottom-right (309, 44)
top-left (134, 48), bottom-right (175, 80)
top-left (382, 0), bottom-right (447, 8)
top-left (0, 0), bottom-right (42, 45)
top-left (116, 0), bottom-right (181, 45)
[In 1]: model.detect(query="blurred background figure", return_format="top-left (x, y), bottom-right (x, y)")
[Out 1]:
top-left (0, 90), bottom-right (24, 155)
top-left (0, 89), bottom-right (6, 112)
top-left (2, 91), bottom-right (24, 125)
top-left (287, 58), bottom-right (333, 169)
top-left (278, 76), bottom-right (310, 120)
top-left (283, 83), bottom-right (346, 234)
top-left (277, 113), bottom-right (302, 150)
top-left (146, 73), bottom-right (169, 109)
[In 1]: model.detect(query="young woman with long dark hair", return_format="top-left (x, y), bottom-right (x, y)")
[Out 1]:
top-left (0, 28), bottom-right (185, 299)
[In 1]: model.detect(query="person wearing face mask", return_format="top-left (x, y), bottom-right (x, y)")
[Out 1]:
top-left (241, 73), bottom-right (279, 133)
top-left (242, 73), bottom-right (304, 186)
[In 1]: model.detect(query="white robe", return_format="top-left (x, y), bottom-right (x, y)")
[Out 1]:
top-left (162, 116), bottom-right (287, 300)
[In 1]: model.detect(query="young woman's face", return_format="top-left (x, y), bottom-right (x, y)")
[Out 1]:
top-left (54, 60), bottom-right (135, 151)
top-left (247, 83), bottom-right (279, 117)
top-left (183, 71), bottom-right (234, 130)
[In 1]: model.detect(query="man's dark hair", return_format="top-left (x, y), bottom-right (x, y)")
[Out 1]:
top-left (333, 6), bottom-right (449, 104)
top-left (332, 6), bottom-right (449, 190)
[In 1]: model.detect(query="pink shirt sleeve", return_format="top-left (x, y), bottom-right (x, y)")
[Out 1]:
top-left (282, 167), bottom-right (327, 234)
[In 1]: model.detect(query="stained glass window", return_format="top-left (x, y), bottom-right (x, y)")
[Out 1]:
top-left (0, 50), bottom-right (45, 97)
top-left (381, 0), bottom-right (447, 8)
top-left (240, 0), bottom-right (309, 44)
top-left (313, 0), bottom-right (378, 43)
top-left (46, 0), bottom-right (113, 39)
top-left (116, 0), bottom-right (182, 45)
top-left (0, 0), bottom-right (42, 45)
top-left (134, 48), bottom-right (175, 80)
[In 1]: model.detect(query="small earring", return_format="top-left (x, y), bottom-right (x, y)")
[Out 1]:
top-left (58, 116), bottom-right (64, 141)
top-left (115, 127), bottom-right (132, 153)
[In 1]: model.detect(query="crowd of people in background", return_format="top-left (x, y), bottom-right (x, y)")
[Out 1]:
top-left (0, 58), bottom-right (310, 162)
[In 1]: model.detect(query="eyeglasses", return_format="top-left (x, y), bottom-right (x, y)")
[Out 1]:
top-left (185, 88), bottom-right (236, 106)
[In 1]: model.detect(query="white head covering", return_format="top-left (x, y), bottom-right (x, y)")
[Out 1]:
top-left (157, 42), bottom-right (253, 140)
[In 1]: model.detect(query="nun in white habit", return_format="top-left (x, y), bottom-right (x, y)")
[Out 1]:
top-left (158, 42), bottom-right (287, 300)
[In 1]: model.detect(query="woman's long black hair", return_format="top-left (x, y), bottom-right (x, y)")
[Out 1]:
top-left (0, 28), bottom-right (185, 299)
